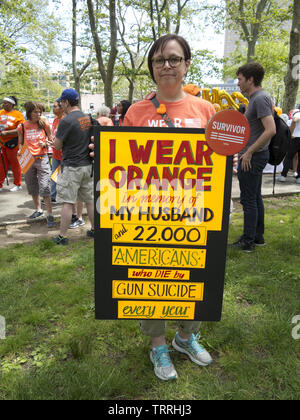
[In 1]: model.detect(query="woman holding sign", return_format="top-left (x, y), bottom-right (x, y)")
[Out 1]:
top-left (122, 34), bottom-right (215, 381)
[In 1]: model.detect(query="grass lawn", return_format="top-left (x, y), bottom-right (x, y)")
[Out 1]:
top-left (0, 195), bottom-right (299, 400)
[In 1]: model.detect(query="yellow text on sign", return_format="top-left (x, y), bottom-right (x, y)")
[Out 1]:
top-left (112, 223), bottom-right (207, 246)
top-left (112, 280), bottom-right (204, 301)
top-left (118, 300), bottom-right (195, 320)
top-left (112, 246), bottom-right (206, 269)
top-left (128, 268), bottom-right (190, 280)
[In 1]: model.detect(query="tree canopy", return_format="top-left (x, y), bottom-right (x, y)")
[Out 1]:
top-left (0, 0), bottom-right (298, 110)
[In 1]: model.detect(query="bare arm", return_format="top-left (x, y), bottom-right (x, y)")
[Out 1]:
top-left (240, 115), bottom-right (276, 171)
top-left (54, 136), bottom-right (63, 150)
top-left (17, 128), bottom-right (24, 155)
top-left (1, 128), bottom-right (19, 137)
top-left (45, 125), bottom-right (54, 146)
top-left (290, 115), bottom-right (299, 137)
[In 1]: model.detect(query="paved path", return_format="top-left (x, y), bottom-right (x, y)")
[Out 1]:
top-left (0, 174), bottom-right (91, 247)
top-left (0, 172), bottom-right (299, 226)
top-left (0, 171), bottom-right (299, 247)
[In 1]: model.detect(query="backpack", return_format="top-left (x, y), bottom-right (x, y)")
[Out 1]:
top-left (269, 111), bottom-right (292, 194)
top-left (268, 111), bottom-right (291, 166)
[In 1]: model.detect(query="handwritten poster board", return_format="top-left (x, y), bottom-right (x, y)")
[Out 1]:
top-left (94, 127), bottom-right (232, 321)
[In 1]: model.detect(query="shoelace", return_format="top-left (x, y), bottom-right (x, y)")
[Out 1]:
top-left (153, 346), bottom-right (173, 368)
top-left (178, 333), bottom-right (204, 355)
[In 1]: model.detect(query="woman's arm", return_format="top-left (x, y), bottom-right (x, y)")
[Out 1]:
top-left (46, 125), bottom-right (54, 146)
top-left (17, 125), bottom-right (24, 154)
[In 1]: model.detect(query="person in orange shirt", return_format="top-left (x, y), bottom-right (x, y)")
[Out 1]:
top-left (17, 101), bottom-right (55, 227)
top-left (90, 35), bottom-right (216, 382)
top-left (124, 34), bottom-right (215, 382)
top-left (124, 74), bottom-right (214, 129)
top-left (96, 105), bottom-right (113, 126)
top-left (0, 96), bottom-right (25, 192)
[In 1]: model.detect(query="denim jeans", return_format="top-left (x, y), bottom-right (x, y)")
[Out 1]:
top-left (237, 151), bottom-right (269, 245)
top-left (281, 137), bottom-right (300, 178)
top-left (50, 158), bottom-right (61, 200)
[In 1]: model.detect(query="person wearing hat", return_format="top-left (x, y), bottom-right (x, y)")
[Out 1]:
top-left (0, 96), bottom-right (25, 192)
top-left (277, 105), bottom-right (300, 184)
top-left (52, 89), bottom-right (95, 245)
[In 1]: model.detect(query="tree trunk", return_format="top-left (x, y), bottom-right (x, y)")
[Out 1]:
top-left (247, 39), bottom-right (256, 62)
top-left (128, 79), bottom-right (134, 103)
top-left (282, 0), bottom-right (300, 113)
top-left (72, 0), bottom-right (92, 109)
top-left (87, 0), bottom-right (117, 109)
top-left (72, 0), bottom-right (81, 108)
top-left (105, 0), bottom-right (118, 108)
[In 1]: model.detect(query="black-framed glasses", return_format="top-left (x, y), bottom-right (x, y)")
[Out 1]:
top-left (151, 56), bottom-right (185, 69)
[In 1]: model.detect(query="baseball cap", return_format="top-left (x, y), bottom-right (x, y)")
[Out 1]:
top-left (57, 88), bottom-right (79, 103)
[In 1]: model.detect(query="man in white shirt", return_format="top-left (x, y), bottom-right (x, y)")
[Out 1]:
top-left (277, 106), bottom-right (300, 184)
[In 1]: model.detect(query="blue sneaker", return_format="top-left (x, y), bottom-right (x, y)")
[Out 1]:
top-left (172, 333), bottom-right (213, 367)
top-left (47, 215), bottom-right (55, 228)
top-left (150, 345), bottom-right (178, 381)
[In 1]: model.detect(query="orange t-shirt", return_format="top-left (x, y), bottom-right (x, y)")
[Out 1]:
top-left (51, 116), bottom-right (63, 160)
top-left (123, 93), bottom-right (215, 128)
top-left (17, 120), bottom-right (50, 156)
top-left (0, 109), bottom-right (25, 144)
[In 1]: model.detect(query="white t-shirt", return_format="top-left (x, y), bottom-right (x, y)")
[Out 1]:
top-left (291, 111), bottom-right (300, 137)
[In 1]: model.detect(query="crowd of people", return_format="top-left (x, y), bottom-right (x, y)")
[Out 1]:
top-left (0, 33), bottom-right (299, 383)
top-left (0, 93), bottom-right (133, 233)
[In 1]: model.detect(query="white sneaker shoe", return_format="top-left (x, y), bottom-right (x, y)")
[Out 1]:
top-left (150, 345), bottom-right (178, 381)
top-left (172, 333), bottom-right (213, 367)
top-left (69, 218), bottom-right (85, 229)
top-left (0, 187), bottom-right (3, 192)
top-left (10, 185), bottom-right (22, 192)
top-left (276, 176), bottom-right (286, 182)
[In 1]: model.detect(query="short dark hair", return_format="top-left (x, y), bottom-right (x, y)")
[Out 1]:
top-left (236, 62), bottom-right (265, 87)
top-left (148, 34), bottom-right (191, 82)
top-left (61, 98), bottom-right (79, 107)
top-left (69, 99), bottom-right (79, 107)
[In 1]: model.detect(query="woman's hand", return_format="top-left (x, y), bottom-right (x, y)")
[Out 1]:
top-left (38, 141), bottom-right (47, 148)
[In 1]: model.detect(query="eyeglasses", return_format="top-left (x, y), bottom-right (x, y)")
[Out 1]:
top-left (151, 56), bottom-right (185, 69)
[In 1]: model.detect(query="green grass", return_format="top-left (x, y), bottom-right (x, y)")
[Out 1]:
top-left (0, 196), bottom-right (299, 400)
